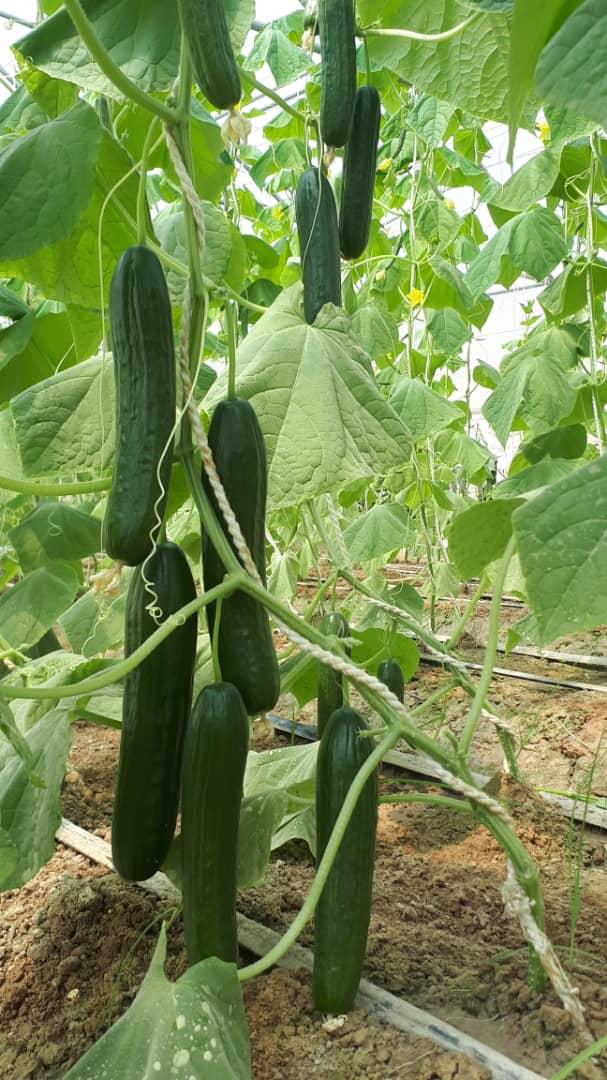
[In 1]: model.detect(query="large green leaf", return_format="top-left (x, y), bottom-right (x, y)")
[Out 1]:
top-left (536, 0), bottom-right (607, 130)
top-left (245, 25), bottom-right (309, 85)
top-left (508, 0), bottom-right (581, 153)
top-left (343, 502), bottom-right (412, 562)
top-left (358, 0), bottom-right (513, 122)
top-left (513, 455), bottom-right (607, 642)
top-left (482, 328), bottom-right (577, 446)
top-left (59, 589), bottom-right (127, 658)
top-left (65, 925), bottom-right (251, 1079)
top-left (10, 504), bottom-right (102, 572)
top-left (466, 208), bottom-right (567, 298)
top-left (16, 0), bottom-right (181, 97)
top-left (0, 120), bottom-right (140, 308)
top-left (447, 499), bottom-right (524, 578)
top-left (0, 308), bottom-right (77, 405)
top-left (0, 706), bottom-right (72, 891)
top-left (0, 100), bottom-right (101, 260)
top-left (0, 563), bottom-right (80, 649)
top-left (155, 201), bottom-right (246, 300)
top-left (9, 355), bottom-right (114, 479)
top-left (205, 286), bottom-right (410, 509)
top-left (390, 377), bottom-right (461, 441)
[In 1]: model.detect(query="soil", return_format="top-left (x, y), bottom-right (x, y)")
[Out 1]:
top-left (3, 593), bottom-right (607, 1079)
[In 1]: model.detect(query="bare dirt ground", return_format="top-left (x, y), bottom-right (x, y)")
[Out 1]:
top-left (2, 592), bottom-right (607, 1078)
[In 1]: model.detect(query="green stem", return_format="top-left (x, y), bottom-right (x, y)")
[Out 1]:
top-left (238, 727), bottom-right (399, 981)
top-left (211, 597), bottom-right (222, 682)
top-left (0, 576), bottom-right (243, 702)
top-left (409, 679), bottom-right (457, 719)
top-left (361, 15), bottom-right (477, 43)
top-left (63, 0), bottom-right (177, 125)
top-left (380, 793), bottom-right (469, 813)
top-left (458, 537), bottom-right (515, 760)
top-left (445, 576), bottom-right (486, 651)
top-left (136, 117), bottom-right (158, 246)
top-left (239, 68), bottom-right (304, 124)
top-left (308, 499), bottom-right (343, 571)
top-left (225, 300), bottom-right (238, 399)
top-left (219, 281), bottom-right (267, 315)
top-left (0, 474), bottom-right (111, 496)
top-left (550, 1035), bottom-right (607, 1080)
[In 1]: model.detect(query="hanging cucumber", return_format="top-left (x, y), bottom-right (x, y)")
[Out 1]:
top-left (314, 706), bottom-right (378, 1013)
top-left (103, 246), bottom-right (176, 567)
top-left (181, 681), bottom-right (249, 965)
top-left (112, 542), bottom-right (197, 882)
top-left (295, 166), bottom-right (341, 325)
top-left (317, 611), bottom-right (350, 737)
top-left (318, 0), bottom-right (356, 148)
top-left (339, 85), bottom-right (381, 259)
top-left (377, 658), bottom-right (404, 703)
top-left (202, 398), bottom-right (280, 715)
top-left (177, 0), bottom-right (242, 110)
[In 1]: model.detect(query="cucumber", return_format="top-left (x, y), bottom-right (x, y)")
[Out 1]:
top-left (377, 658), bottom-right (404, 703)
top-left (318, 0), bottom-right (356, 148)
top-left (177, 0), bottom-right (242, 110)
top-left (111, 542), bottom-right (197, 882)
top-left (314, 706), bottom-right (378, 1013)
top-left (202, 398), bottom-right (280, 715)
top-left (103, 246), bottom-right (176, 567)
top-left (181, 681), bottom-right (249, 965)
top-left (339, 85), bottom-right (381, 259)
top-left (295, 166), bottom-right (341, 325)
top-left (317, 611), bottom-right (350, 737)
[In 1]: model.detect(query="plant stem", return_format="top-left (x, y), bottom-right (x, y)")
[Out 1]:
top-left (225, 300), bottom-right (238, 399)
top-left (136, 117), bottom-right (158, 246)
top-left (0, 576), bottom-right (243, 702)
top-left (211, 598), bottom-right (222, 682)
top-left (63, 0), bottom-right (177, 125)
top-left (238, 727), bottom-right (399, 981)
top-left (458, 537), bottom-right (515, 760)
top-left (380, 793), bottom-right (469, 813)
top-left (239, 68), bottom-right (305, 124)
top-left (361, 15), bottom-right (477, 43)
top-left (445, 576), bottom-right (486, 651)
top-left (0, 9), bottom-right (35, 27)
top-left (0, 474), bottom-right (111, 496)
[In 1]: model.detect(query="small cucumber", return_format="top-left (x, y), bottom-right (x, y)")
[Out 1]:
top-left (103, 246), bottom-right (176, 567)
top-left (177, 0), bottom-right (242, 110)
top-left (180, 681), bottom-right (249, 965)
top-left (317, 611), bottom-right (350, 737)
top-left (295, 166), bottom-right (341, 325)
top-left (202, 398), bottom-right (280, 715)
top-left (339, 85), bottom-right (381, 260)
top-left (377, 658), bottom-right (405, 703)
top-left (112, 542), bottom-right (197, 882)
top-left (318, 0), bottom-right (356, 148)
top-left (313, 706), bottom-right (378, 1013)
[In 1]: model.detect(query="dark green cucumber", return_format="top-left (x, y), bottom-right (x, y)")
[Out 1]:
top-left (202, 398), bottom-right (280, 715)
top-left (112, 542), bottom-right (197, 882)
top-left (317, 611), bottom-right (350, 737)
top-left (377, 658), bottom-right (404, 703)
top-left (295, 166), bottom-right (341, 325)
top-left (177, 0), bottom-right (241, 110)
top-left (319, 0), bottom-right (356, 147)
top-left (181, 681), bottom-right (249, 965)
top-left (103, 246), bottom-right (176, 567)
top-left (339, 85), bottom-right (381, 259)
top-left (314, 706), bottom-right (378, 1013)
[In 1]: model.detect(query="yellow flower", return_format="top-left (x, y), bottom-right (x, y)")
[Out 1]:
top-left (375, 268), bottom-right (386, 283)
top-left (537, 119), bottom-right (551, 143)
top-left (377, 157), bottom-right (392, 173)
top-left (443, 197), bottom-right (456, 211)
top-left (271, 206), bottom-right (283, 220)
top-left (407, 287), bottom-right (425, 307)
